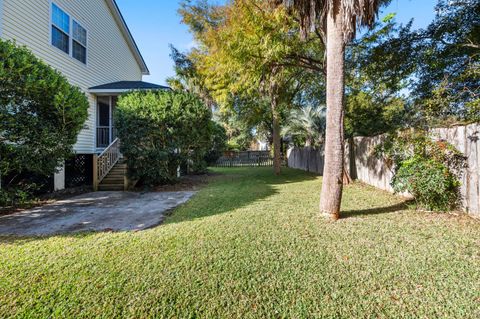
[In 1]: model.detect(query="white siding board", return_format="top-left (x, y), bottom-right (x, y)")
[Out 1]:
top-left (1, 0), bottom-right (143, 153)
top-left (0, 0), bottom-right (6, 37)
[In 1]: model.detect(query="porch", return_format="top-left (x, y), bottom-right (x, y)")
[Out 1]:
top-left (96, 95), bottom-right (118, 150)
top-left (89, 81), bottom-right (169, 191)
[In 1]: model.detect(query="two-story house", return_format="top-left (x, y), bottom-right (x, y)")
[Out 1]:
top-left (0, 0), bottom-right (167, 191)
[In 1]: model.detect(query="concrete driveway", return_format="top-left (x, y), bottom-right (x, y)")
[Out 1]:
top-left (0, 191), bottom-right (195, 236)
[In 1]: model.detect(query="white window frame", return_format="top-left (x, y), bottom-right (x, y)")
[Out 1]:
top-left (72, 20), bottom-right (88, 64)
top-left (50, 1), bottom-right (88, 66)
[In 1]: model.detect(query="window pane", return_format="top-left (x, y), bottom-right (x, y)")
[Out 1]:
top-left (52, 3), bottom-right (69, 34)
top-left (73, 21), bottom-right (87, 46)
top-left (72, 41), bottom-right (87, 64)
top-left (52, 26), bottom-right (69, 53)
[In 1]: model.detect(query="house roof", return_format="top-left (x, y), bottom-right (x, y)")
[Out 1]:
top-left (89, 81), bottom-right (170, 93)
top-left (107, 0), bottom-right (150, 75)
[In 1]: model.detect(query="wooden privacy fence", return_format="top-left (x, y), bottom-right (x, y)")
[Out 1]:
top-left (287, 123), bottom-right (480, 217)
top-left (215, 151), bottom-right (273, 167)
top-left (287, 147), bottom-right (324, 174)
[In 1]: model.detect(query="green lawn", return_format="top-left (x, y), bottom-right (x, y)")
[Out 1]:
top-left (1, 168), bottom-right (479, 318)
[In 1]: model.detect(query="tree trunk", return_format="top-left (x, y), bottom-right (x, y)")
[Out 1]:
top-left (319, 5), bottom-right (345, 220)
top-left (271, 96), bottom-right (282, 175)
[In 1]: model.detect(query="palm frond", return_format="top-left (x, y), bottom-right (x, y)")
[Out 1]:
top-left (272, 0), bottom-right (389, 41)
top-left (282, 105), bottom-right (326, 147)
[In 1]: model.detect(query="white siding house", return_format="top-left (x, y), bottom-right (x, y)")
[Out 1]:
top-left (0, 0), bottom-right (166, 190)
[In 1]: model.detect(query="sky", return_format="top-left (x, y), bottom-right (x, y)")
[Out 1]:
top-left (116, 0), bottom-right (438, 86)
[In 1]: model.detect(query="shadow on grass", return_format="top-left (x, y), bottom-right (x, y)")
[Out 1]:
top-left (342, 200), bottom-right (413, 219)
top-left (163, 167), bottom-right (319, 225)
top-left (0, 167), bottom-right (318, 242)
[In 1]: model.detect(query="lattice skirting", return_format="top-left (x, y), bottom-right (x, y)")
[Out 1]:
top-left (65, 154), bottom-right (93, 188)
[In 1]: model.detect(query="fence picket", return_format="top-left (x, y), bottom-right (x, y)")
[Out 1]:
top-left (214, 151), bottom-right (273, 167)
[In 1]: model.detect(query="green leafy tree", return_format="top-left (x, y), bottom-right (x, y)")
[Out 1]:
top-left (345, 14), bottom-right (411, 137)
top-left (0, 40), bottom-right (88, 205)
top-left (369, 0), bottom-right (479, 126)
top-left (218, 99), bottom-right (260, 151)
top-left (415, 0), bottom-right (479, 119)
top-left (166, 45), bottom-right (215, 109)
top-left (180, 0), bottom-right (324, 175)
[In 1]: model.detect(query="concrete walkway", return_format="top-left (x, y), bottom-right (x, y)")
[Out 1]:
top-left (0, 191), bottom-right (195, 236)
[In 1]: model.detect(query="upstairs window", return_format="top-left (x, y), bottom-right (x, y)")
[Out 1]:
top-left (51, 3), bottom-right (88, 64)
top-left (72, 21), bottom-right (87, 64)
top-left (51, 3), bottom-right (70, 54)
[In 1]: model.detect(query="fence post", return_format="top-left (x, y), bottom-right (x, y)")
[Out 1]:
top-left (93, 154), bottom-right (98, 191)
top-left (124, 163), bottom-right (129, 191)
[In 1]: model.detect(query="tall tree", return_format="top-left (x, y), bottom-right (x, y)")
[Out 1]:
top-left (273, 0), bottom-right (390, 220)
top-left (180, 0), bottom-right (324, 175)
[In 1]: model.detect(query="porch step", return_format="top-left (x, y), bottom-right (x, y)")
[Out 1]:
top-left (98, 161), bottom-right (127, 191)
top-left (98, 184), bottom-right (125, 191)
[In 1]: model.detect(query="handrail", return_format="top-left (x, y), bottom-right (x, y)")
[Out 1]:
top-left (98, 137), bottom-right (119, 158)
top-left (93, 138), bottom-right (121, 190)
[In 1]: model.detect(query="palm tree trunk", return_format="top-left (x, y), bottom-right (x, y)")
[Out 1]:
top-left (271, 95), bottom-right (282, 175)
top-left (319, 4), bottom-right (345, 220)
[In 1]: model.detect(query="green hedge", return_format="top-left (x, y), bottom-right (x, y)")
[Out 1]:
top-left (0, 40), bottom-right (89, 206)
top-left (115, 90), bottom-right (218, 186)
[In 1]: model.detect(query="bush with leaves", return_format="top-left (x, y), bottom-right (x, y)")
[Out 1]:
top-left (376, 130), bottom-right (466, 211)
top-left (0, 40), bottom-right (89, 206)
top-left (115, 90), bottom-right (213, 186)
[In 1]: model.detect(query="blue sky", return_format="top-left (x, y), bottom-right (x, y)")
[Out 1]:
top-left (116, 0), bottom-right (438, 85)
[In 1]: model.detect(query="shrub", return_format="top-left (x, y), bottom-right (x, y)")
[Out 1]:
top-left (377, 130), bottom-right (466, 211)
top-left (0, 40), bottom-right (89, 206)
top-left (116, 90), bottom-right (212, 186)
top-left (392, 156), bottom-right (461, 211)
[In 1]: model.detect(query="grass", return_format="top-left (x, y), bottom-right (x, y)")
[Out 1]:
top-left (1, 167), bottom-right (479, 318)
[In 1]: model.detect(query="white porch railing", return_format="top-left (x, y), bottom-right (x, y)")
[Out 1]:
top-left (93, 138), bottom-right (121, 191)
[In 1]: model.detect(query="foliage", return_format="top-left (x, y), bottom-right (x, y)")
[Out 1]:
top-left (274, 0), bottom-right (392, 41)
top-left (0, 40), bottom-right (89, 206)
top-left (370, 0), bottom-right (480, 126)
top-left (180, 0), bottom-right (325, 173)
top-left (422, 61), bottom-right (480, 124)
top-left (217, 96), bottom-right (274, 151)
top-left (377, 130), bottom-right (467, 211)
top-left (166, 45), bottom-right (214, 108)
top-left (282, 105), bottom-right (326, 147)
top-left (414, 0), bottom-right (479, 124)
top-left (204, 121), bottom-right (228, 165)
top-left (2, 168), bottom-right (480, 318)
top-left (0, 188), bottom-right (30, 208)
top-left (115, 90), bottom-right (213, 186)
top-left (183, 0), bottom-right (322, 104)
top-left (345, 14), bottom-right (411, 137)
top-left (393, 156), bottom-right (461, 212)
top-left (222, 114), bottom-right (255, 151)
